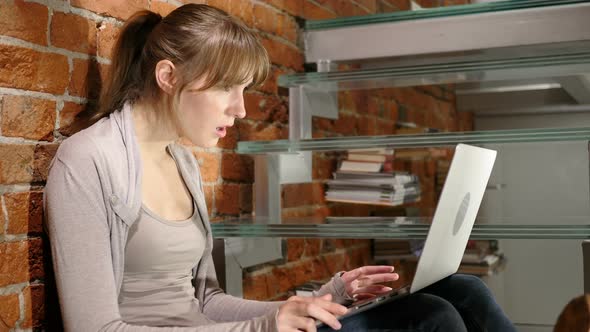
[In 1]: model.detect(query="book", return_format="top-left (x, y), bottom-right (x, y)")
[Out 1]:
top-left (339, 160), bottom-right (383, 173)
top-left (347, 153), bottom-right (389, 163)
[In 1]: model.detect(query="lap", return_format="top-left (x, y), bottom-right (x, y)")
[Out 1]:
top-left (319, 274), bottom-right (510, 332)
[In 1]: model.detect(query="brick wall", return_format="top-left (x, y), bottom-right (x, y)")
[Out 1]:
top-left (0, 0), bottom-right (470, 330)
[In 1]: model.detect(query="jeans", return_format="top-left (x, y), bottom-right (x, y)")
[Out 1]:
top-left (319, 274), bottom-right (516, 332)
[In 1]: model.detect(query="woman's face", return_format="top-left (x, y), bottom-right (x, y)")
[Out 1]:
top-left (176, 79), bottom-right (250, 148)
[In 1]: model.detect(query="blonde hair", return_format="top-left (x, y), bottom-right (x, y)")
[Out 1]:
top-left (87, 4), bottom-right (269, 127)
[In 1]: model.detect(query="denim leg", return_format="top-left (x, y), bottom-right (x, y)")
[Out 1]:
top-left (319, 292), bottom-right (468, 332)
top-left (420, 274), bottom-right (517, 332)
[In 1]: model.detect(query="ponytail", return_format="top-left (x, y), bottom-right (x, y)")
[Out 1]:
top-left (80, 11), bottom-right (162, 128)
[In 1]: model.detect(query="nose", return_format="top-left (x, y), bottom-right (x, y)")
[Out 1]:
top-left (229, 95), bottom-right (247, 119)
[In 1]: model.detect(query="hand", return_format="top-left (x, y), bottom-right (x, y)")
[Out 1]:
top-left (277, 294), bottom-right (347, 332)
top-left (341, 265), bottom-right (399, 301)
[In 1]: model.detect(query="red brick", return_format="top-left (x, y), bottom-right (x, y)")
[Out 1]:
top-left (221, 153), bottom-right (253, 182)
top-left (414, 0), bottom-right (439, 7)
top-left (260, 37), bottom-right (303, 71)
top-left (458, 111), bottom-right (473, 132)
top-left (1, 95), bottom-right (56, 141)
top-left (276, 14), bottom-right (298, 44)
top-left (244, 93), bottom-right (272, 121)
top-left (283, 183), bottom-right (315, 208)
top-left (287, 238), bottom-right (304, 262)
top-left (357, 115), bottom-right (377, 135)
top-left (253, 3), bottom-right (277, 35)
top-left (217, 125), bottom-right (238, 150)
top-left (355, 0), bottom-right (378, 13)
top-left (33, 143), bottom-right (59, 182)
top-left (69, 58), bottom-right (107, 99)
top-left (0, 293), bottom-right (19, 330)
top-left (21, 284), bottom-right (45, 329)
top-left (229, 1), bottom-right (254, 27)
top-left (303, 1), bottom-right (337, 19)
top-left (293, 260), bottom-right (315, 286)
top-left (324, 252), bottom-right (347, 274)
top-left (333, 113), bottom-right (357, 135)
top-left (149, 1), bottom-right (178, 16)
top-left (50, 12), bottom-right (97, 54)
top-left (0, 45), bottom-right (69, 94)
top-left (238, 121), bottom-right (285, 142)
top-left (28, 237), bottom-right (44, 282)
top-left (329, 0), bottom-right (360, 17)
top-left (260, 0), bottom-right (303, 17)
top-left (256, 65), bottom-right (282, 95)
top-left (304, 239), bottom-right (321, 257)
top-left (203, 184), bottom-right (213, 210)
top-left (215, 183), bottom-right (240, 215)
top-left (0, 144), bottom-right (35, 185)
top-left (243, 274), bottom-right (270, 300)
top-left (96, 21), bottom-right (121, 60)
top-left (70, 0), bottom-right (150, 20)
top-left (192, 150), bottom-right (220, 182)
top-left (0, 200), bottom-right (5, 235)
top-left (4, 191), bottom-right (43, 235)
top-left (264, 271), bottom-right (281, 298)
top-left (0, 241), bottom-right (29, 286)
top-left (59, 102), bottom-right (84, 136)
top-left (271, 266), bottom-right (296, 294)
top-left (206, 0), bottom-right (231, 14)
top-left (390, 0), bottom-right (411, 10)
top-left (239, 184), bottom-right (252, 213)
top-left (312, 154), bottom-right (336, 180)
top-left (0, 0), bottom-right (48, 45)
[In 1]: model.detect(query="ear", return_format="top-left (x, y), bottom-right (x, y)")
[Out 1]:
top-left (155, 60), bottom-right (177, 95)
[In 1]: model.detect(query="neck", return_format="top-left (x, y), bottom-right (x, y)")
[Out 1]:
top-left (131, 102), bottom-right (179, 161)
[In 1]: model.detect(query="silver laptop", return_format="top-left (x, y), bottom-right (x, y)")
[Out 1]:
top-left (322, 143), bottom-right (497, 324)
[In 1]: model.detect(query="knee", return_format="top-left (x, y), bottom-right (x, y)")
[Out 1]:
top-left (409, 293), bottom-right (467, 331)
top-left (447, 274), bottom-right (491, 296)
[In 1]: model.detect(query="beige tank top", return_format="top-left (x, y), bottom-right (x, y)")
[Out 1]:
top-left (118, 202), bottom-right (209, 327)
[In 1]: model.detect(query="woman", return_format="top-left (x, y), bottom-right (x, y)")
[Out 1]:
top-left (44, 4), bottom-right (516, 331)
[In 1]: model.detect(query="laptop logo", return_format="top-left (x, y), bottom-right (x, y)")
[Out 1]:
top-left (453, 193), bottom-right (470, 235)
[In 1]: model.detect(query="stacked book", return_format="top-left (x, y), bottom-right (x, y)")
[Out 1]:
top-left (325, 149), bottom-right (421, 206)
top-left (457, 240), bottom-right (506, 276)
top-left (374, 239), bottom-right (506, 277)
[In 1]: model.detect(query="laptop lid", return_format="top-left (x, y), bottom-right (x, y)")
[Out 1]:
top-left (410, 144), bottom-right (497, 293)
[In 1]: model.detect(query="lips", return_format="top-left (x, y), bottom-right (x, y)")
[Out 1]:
top-left (216, 126), bottom-right (227, 138)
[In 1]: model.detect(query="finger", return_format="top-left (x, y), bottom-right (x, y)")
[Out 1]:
top-left (293, 294), bottom-right (332, 304)
top-left (309, 298), bottom-right (348, 316)
top-left (356, 273), bottom-right (399, 286)
top-left (353, 285), bottom-right (393, 295)
top-left (341, 266), bottom-right (395, 282)
top-left (353, 293), bottom-right (377, 301)
top-left (304, 303), bottom-right (342, 330)
top-left (289, 315), bottom-right (318, 332)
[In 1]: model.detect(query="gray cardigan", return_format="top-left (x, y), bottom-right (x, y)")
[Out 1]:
top-left (43, 103), bottom-right (348, 332)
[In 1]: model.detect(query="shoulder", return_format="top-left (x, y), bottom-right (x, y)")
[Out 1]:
top-left (54, 116), bottom-right (125, 169)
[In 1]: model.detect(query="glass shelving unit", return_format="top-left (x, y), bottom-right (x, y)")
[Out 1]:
top-left (212, 217), bottom-right (590, 240)
top-left (278, 51), bottom-right (590, 91)
top-left (237, 127), bottom-right (590, 154)
top-left (222, 0), bottom-right (590, 307)
top-left (305, 0), bottom-right (588, 30)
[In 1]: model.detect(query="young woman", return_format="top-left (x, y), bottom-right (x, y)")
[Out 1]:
top-left (44, 4), bottom-right (516, 332)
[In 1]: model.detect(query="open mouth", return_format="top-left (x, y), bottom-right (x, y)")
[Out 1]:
top-left (216, 126), bottom-right (227, 138)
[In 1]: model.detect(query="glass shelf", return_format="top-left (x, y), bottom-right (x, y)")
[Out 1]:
top-left (236, 127), bottom-right (590, 154)
top-left (305, 0), bottom-right (587, 30)
top-left (278, 51), bottom-right (590, 90)
top-left (211, 217), bottom-right (590, 240)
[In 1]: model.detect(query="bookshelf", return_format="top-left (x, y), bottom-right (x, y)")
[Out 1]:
top-left (215, 1), bottom-right (590, 326)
